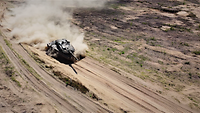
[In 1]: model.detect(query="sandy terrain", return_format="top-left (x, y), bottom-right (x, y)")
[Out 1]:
top-left (0, 0), bottom-right (110, 113)
top-left (26, 46), bottom-right (196, 112)
top-left (73, 0), bottom-right (200, 111)
top-left (0, 0), bottom-right (200, 113)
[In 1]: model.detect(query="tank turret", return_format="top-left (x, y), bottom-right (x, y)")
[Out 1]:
top-left (46, 39), bottom-right (78, 63)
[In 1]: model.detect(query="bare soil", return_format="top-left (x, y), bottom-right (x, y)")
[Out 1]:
top-left (0, 0), bottom-right (200, 113)
top-left (0, 0), bottom-right (111, 113)
top-left (72, 0), bottom-right (200, 111)
top-left (0, 37), bottom-right (57, 112)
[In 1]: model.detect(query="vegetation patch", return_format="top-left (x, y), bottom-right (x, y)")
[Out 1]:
top-left (11, 76), bottom-right (21, 87)
top-left (192, 50), bottom-right (200, 55)
top-left (52, 71), bottom-right (89, 94)
top-left (0, 45), bottom-right (21, 87)
top-left (180, 42), bottom-right (189, 46)
top-left (110, 67), bottom-right (121, 75)
top-left (4, 39), bottom-right (41, 80)
top-left (32, 52), bottom-right (45, 64)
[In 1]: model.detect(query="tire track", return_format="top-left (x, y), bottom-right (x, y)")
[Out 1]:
top-left (75, 64), bottom-right (165, 113)
top-left (0, 30), bottom-right (112, 112)
top-left (0, 36), bottom-right (80, 113)
top-left (72, 58), bottom-right (195, 113)
top-left (15, 43), bottom-right (112, 113)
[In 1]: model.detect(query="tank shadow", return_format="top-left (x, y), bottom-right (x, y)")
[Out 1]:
top-left (52, 54), bottom-right (86, 74)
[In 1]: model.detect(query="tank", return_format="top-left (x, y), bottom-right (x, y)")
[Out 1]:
top-left (46, 39), bottom-right (78, 63)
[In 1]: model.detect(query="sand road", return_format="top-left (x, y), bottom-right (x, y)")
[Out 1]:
top-left (0, 35), bottom-right (112, 113)
top-left (0, 34), bottom-right (196, 112)
top-left (0, 0), bottom-right (198, 113)
top-left (35, 49), bottom-right (195, 113)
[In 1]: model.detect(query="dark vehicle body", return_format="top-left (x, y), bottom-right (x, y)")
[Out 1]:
top-left (46, 39), bottom-right (78, 63)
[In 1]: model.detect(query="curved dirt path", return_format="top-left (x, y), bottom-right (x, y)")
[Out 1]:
top-left (26, 45), bottom-right (197, 113)
top-left (76, 58), bottom-right (197, 113)
top-left (1, 33), bottom-right (196, 112)
top-left (0, 1), bottom-right (111, 112)
top-left (0, 36), bottom-right (79, 113)
top-left (0, 0), bottom-right (198, 113)
top-left (68, 58), bottom-right (196, 113)
top-left (0, 35), bottom-right (111, 113)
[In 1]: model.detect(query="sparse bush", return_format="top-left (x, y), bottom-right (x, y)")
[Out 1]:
top-left (184, 62), bottom-right (190, 65)
top-left (5, 66), bottom-right (15, 76)
top-left (11, 76), bottom-right (21, 87)
top-left (187, 12), bottom-right (196, 18)
top-left (170, 27), bottom-right (175, 31)
top-left (66, 81), bottom-right (69, 85)
top-left (151, 42), bottom-right (155, 46)
top-left (156, 90), bottom-right (162, 94)
top-left (142, 22), bottom-right (147, 25)
top-left (189, 73), bottom-right (192, 79)
top-left (180, 42), bottom-right (189, 46)
top-left (112, 48), bottom-right (117, 52)
top-left (119, 51), bottom-right (125, 55)
top-left (139, 55), bottom-right (147, 61)
top-left (158, 60), bottom-right (163, 64)
top-left (150, 37), bottom-right (156, 41)
top-left (111, 68), bottom-right (121, 75)
top-left (163, 51), bottom-right (166, 55)
top-left (192, 50), bottom-right (200, 55)
top-left (111, 4), bottom-right (119, 9)
top-left (188, 97), bottom-right (198, 103)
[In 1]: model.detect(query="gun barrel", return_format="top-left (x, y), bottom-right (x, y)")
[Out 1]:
top-left (69, 51), bottom-right (78, 61)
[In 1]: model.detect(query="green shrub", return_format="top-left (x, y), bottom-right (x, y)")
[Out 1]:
top-left (193, 51), bottom-right (200, 55)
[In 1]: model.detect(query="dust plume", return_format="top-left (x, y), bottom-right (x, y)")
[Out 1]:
top-left (5, 0), bottom-right (107, 54)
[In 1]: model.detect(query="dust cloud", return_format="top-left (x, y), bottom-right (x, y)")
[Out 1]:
top-left (6, 0), bottom-right (107, 54)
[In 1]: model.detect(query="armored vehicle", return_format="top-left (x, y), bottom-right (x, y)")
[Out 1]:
top-left (46, 39), bottom-right (78, 63)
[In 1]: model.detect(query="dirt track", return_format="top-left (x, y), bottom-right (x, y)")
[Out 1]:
top-left (0, 0), bottom-right (200, 113)
top-left (0, 35), bottom-right (112, 113)
top-left (1, 33), bottom-right (197, 112)
top-left (0, 32), bottom-right (196, 112)
top-left (29, 46), bottom-right (196, 112)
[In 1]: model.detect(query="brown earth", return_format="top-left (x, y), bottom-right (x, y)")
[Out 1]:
top-left (0, 0), bottom-right (200, 113)
top-left (0, 40), bottom-right (57, 112)
top-left (73, 0), bottom-right (200, 111)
